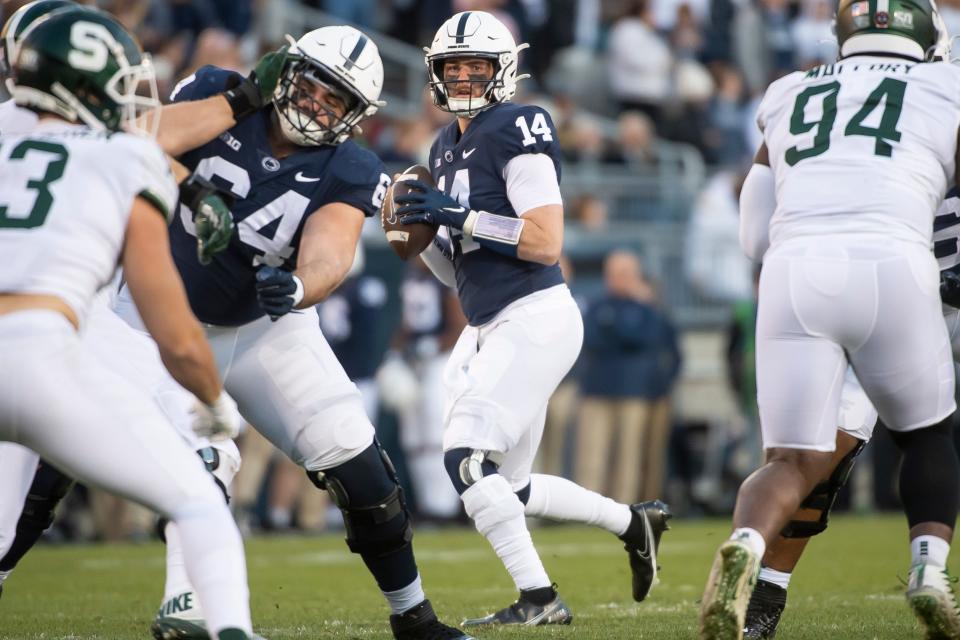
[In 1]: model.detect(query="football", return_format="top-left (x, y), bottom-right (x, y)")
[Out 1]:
top-left (381, 164), bottom-right (439, 261)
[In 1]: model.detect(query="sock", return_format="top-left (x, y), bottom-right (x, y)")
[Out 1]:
top-left (382, 574), bottom-right (425, 615)
top-left (912, 535), bottom-right (950, 568)
top-left (174, 501), bottom-right (251, 636)
top-left (162, 522), bottom-right (195, 604)
top-left (758, 566), bottom-right (792, 589)
top-left (462, 475), bottom-right (551, 591)
top-left (524, 474), bottom-right (632, 535)
top-left (520, 584), bottom-right (557, 606)
top-left (731, 527), bottom-right (766, 559)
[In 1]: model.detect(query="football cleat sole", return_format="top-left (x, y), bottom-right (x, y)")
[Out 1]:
top-left (462, 596), bottom-right (573, 627)
top-left (151, 616), bottom-right (211, 640)
top-left (908, 587), bottom-right (960, 640)
top-left (700, 541), bottom-right (760, 640)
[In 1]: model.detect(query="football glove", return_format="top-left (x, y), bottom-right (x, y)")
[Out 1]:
top-left (179, 174), bottom-right (234, 266)
top-left (255, 265), bottom-right (304, 321)
top-left (941, 268), bottom-right (960, 308)
top-left (191, 391), bottom-right (240, 441)
top-left (222, 44), bottom-right (289, 121)
top-left (394, 180), bottom-right (470, 229)
top-left (375, 352), bottom-right (420, 412)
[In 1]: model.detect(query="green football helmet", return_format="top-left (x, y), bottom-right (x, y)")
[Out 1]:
top-left (10, 8), bottom-right (160, 133)
top-left (835, 0), bottom-right (949, 61)
top-left (1, 0), bottom-right (76, 78)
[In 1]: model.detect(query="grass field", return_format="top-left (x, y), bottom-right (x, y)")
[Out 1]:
top-left (0, 513), bottom-right (944, 639)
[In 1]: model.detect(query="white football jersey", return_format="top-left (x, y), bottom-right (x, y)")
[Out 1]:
top-left (0, 99), bottom-right (38, 135)
top-left (758, 56), bottom-right (960, 248)
top-left (0, 121), bottom-right (177, 323)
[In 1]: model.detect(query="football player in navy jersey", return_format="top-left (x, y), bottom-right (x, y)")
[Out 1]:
top-left (390, 10), bottom-right (672, 626)
top-left (111, 25), bottom-right (470, 640)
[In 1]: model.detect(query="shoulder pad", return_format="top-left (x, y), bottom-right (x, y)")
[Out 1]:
top-left (115, 134), bottom-right (178, 222)
top-left (322, 142), bottom-right (390, 218)
top-left (482, 104), bottom-right (561, 174)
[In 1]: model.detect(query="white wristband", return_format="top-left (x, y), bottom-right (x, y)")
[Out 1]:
top-left (463, 210), bottom-right (524, 245)
top-left (291, 275), bottom-right (305, 307)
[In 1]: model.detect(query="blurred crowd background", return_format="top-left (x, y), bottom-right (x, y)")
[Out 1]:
top-left (2, 0), bottom-right (941, 542)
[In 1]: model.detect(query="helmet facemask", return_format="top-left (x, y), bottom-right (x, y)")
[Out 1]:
top-left (429, 53), bottom-right (502, 117)
top-left (274, 57), bottom-right (372, 146)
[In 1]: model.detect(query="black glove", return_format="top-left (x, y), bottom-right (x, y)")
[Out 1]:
top-left (222, 45), bottom-right (289, 121)
top-left (941, 268), bottom-right (960, 308)
top-left (255, 265), bottom-right (304, 321)
top-left (179, 174), bottom-right (234, 265)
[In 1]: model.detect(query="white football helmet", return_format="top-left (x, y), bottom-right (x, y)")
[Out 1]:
top-left (274, 25), bottom-right (385, 146)
top-left (425, 11), bottom-right (529, 118)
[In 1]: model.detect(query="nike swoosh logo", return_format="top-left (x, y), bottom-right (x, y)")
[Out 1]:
top-left (295, 171), bottom-right (321, 182)
top-left (462, 148), bottom-right (477, 159)
top-left (442, 206), bottom-right (466, 213)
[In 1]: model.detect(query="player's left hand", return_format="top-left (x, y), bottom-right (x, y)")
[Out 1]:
top-left (255, 265), bottom-right (304, 321)
top-left (394, 180), bottom-right (469, 229)
top-left (222, 44), bottom-right (289, 121)
top-left (194, 193), bottom-right (234, 265)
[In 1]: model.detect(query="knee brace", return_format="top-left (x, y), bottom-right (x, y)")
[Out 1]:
top-left (781, 440), bottom-right (866, 539)
top-left (18, 461), bottom-right (74, 531)
top-left (461, 474), bottom-right (526, 537)
top-left (158, 446), bottom-right (235, 542)
top-left (0, 461), bottom-right (74, 570)
top-left (443, 448), bottom-right (504, 495)
top-left (307, 440), bottom-right (413, 557)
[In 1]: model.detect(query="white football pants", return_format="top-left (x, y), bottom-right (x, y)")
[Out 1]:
top-left (758, 238), bottom-right (955, 451)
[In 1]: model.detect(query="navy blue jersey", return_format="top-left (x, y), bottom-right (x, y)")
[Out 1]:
top-left (400, 267), bottom-right (447, 345)
top-left (935, 186), bottom-right (960, 273)
top-left (168, 66), bottom-right (391, 325)
top-left (428, 102), bottom-right (564, 325)
top-left (317, 275), bottom-right (388, 380)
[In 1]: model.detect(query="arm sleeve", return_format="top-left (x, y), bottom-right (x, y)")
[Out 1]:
top-left (169, 66), bottom-right (239, 103)
top-left (419, 235), bottom-right (457, 288)
top-left (503, 153), bottom-right (563, 216)
top-left (739, 163), bottom-right (777, 261)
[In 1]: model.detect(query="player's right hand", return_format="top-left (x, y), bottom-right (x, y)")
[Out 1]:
top-left (191, 391), bottom-right (240, 441)
top-left (222, 44), bottom-right (289, 121)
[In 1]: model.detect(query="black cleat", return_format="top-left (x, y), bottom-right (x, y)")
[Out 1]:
top-left (744, 578), bottom-right (787, 639)
top-left (620, 499), bottom-right (672, 602)
top-left (461, 589), bottom-right (572, 627)
top-left (390, 599), bottom-right (473, 640)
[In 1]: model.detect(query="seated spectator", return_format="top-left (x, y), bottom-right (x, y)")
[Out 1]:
top-left (616, 111), bottom-right (659, 167)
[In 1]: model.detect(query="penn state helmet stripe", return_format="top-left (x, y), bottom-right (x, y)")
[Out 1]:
top-left (455, 12), bottom-right (471, 43)
top-left (343, 34), bottom-right (368, 70)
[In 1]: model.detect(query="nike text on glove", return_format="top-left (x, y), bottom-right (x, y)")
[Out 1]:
top-left (180, 174), bottom-right (234, 265)
top-left (255, 265), bottom-right (304, 321)
top-left (222, 44), bottom-right (289, 121)
top-left (191, 391), bottom-right (240, 441)
top-left (395, 180), bottom-right (525, 258)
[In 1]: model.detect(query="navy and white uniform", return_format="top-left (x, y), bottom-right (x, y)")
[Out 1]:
top-left (425, 102), bottom-right (582, 489)
top-left (115, 66), bottom-right (391, 471)
top-left (317, 273), bottom-right (388, 419)
top-left (396, 266), bottom-right (461, 518)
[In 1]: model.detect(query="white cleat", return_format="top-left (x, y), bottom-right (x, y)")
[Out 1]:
top-left (907, 563), bottom-right (960, 640)
top-left (699, 539), bottom-right (761, 640)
